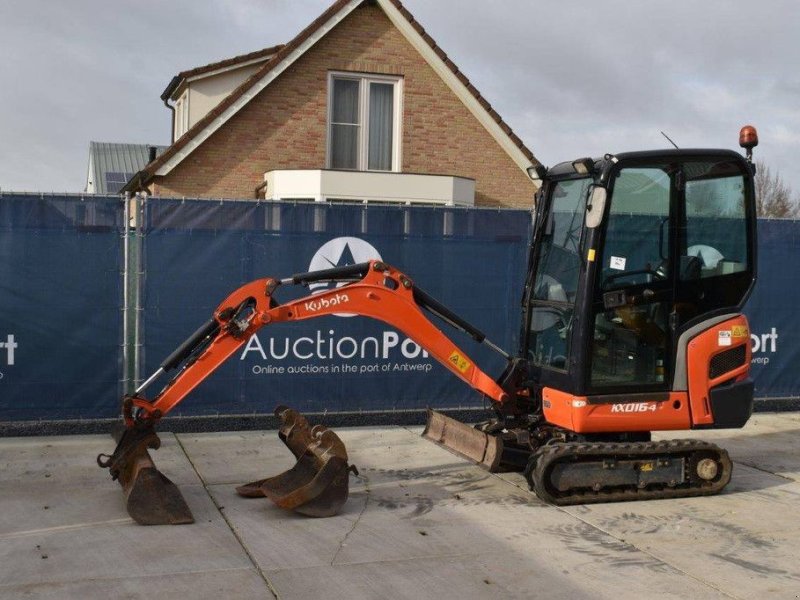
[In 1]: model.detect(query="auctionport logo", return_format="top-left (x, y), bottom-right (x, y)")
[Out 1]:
top-left (0, 334), bottom-right (17, 379)
top-left (1, 334), bottom-right (16, 366)
top-left (750, 327), bottom-right (778, 366)
top-left (240, 237), bottom-right (432, 373)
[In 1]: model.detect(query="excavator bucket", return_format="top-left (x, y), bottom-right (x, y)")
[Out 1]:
top-left (98, 427), bottom-right (194, 526)
top-left (422, 408), bottom-right (505, 471)
top-left (236, 406), bottom-right (356, 517)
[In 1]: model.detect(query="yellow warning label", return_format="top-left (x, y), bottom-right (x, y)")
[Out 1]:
top-left (732, 325), bottom-right (749, 338)
top-left (448, 351), bottom-right (471, 374)
top-left (639, 462), bottom-right (654, 472)
top-left (587, 248), bottom-right (596, 262)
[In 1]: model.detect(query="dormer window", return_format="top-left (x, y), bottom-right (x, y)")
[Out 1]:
top-left (174, 91), bottom-right (189, 139)
top-left (328, 73), bottom-right (402, 171)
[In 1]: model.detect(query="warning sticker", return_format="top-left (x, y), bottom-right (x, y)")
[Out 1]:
top-left (732, 325), bottom-right (749, 338)
top-left (718, 331), bottom-right (732, 347)
top-left (609, 256), bottom-right (626, 270)
top-left (448, 351), bottom-right (471, 373)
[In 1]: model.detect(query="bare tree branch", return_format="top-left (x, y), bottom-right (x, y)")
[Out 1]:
top-left (754, 160), bottom-right (800, 218)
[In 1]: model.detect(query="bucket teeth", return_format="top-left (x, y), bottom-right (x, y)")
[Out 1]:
top-left (236, 406), bottom-right (356, 518)
top-left (98, 427), bottom-right (194, 526)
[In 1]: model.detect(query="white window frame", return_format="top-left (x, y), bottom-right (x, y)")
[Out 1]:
top-left (326, 71), bottom-right (403, 172)
top-left (175, 91), bottom-right (190, 139)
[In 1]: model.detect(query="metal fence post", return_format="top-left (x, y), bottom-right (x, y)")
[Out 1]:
top-left (121, 191), bottom-right (131, 394)
top-left (133, 192), bottom-right (147, 389)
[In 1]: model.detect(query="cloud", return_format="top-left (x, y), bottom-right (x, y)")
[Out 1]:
top-left (0, 0), bottom-right (797, 192)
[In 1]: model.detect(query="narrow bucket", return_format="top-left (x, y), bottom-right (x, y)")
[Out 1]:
top-left (99, 427), bottom-right (194, 526)
top-left (422, 408), bottom-right (504, 471)
top-left (236, 406), bottom-right (356, 517)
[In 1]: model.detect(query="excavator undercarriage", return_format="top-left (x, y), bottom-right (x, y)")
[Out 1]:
top-left (423, 410), bottom-right (733, 505)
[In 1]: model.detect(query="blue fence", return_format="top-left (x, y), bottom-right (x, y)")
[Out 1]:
top-left (141, 199), bottom-right (530, 417)
top-left (0, 192), bottom-right (798, 423)
top-left (0, 195), bottom-right (122, 419)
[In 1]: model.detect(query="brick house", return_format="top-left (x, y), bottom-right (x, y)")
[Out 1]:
top-left (124, 0), bottom-right (540, 208)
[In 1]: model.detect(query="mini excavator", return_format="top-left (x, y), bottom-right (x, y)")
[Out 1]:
top-left (99, 127), bottom-right (759, 524)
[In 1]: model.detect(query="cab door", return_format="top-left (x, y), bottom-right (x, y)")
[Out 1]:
top-left (587, 155), bottom-right (755, 396)
top-left (588, 165), bottom-right (675, 392)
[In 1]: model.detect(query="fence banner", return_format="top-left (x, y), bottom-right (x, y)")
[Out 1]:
top-left (743, 220), bottom-right (800, 398)
top-left (141, 200), bottom-right (532, 417)
top-left (1, 193), bottom-right (798, 424)
top-left (0, 194), bottom-right (122, 420)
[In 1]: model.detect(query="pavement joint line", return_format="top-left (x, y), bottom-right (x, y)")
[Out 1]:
top-left (174, 433), bottom-right (280, 600)
top-left (330, 473), bottom-right (371, 566)
top-left (0, 518), bottom-right (133, 540)
top-left (735, 460), bottom-right (795, 481)
top-left (267, 550), bottom-right (486, 572)
top-left (0, 566), bottom-right (264, 592)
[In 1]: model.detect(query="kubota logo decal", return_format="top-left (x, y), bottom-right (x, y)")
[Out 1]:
top-left (307, 237), bottom-right (381, 318)
top-left (610, 402), bottom-right (657, 413)
top-left (303, 292), bottom-right (351, 313)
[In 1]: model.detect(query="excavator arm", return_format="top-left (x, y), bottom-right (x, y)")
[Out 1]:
top-left (98, 260), bottom-right (519, 524)
top-left (126, 259), bottom-right (510, 424)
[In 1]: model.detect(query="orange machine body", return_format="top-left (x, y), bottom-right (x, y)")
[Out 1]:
top-left (542, 315), bottom-right (752, 433)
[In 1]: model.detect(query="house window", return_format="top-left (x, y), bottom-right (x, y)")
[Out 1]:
top-left (175, 92), bottom-right (189, 139)
top-left (328, 73), bottom-right (401, 171)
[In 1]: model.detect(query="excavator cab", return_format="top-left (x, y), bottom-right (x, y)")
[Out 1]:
top-left (525, 150), bottom-right (756, 433)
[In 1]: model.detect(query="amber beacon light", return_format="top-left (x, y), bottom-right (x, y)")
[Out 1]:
top-left (739, 125), bottom-right (759, 161)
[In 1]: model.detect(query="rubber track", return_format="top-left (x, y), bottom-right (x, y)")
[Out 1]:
top-left (526, 439), bottom-right (733, 505)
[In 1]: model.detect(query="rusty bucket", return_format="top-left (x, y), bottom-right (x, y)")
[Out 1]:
top-left (98, 426), bottom-right (194, 526)
top-left (236, 406), bottom-right (357, 517)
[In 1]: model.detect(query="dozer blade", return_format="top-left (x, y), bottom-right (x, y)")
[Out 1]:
top-left (236, 406), bottom-right (357, 518)
top-left (422, 408), bottom-right (504, 471)
top-left (98, 427), bottom-right (194, 526)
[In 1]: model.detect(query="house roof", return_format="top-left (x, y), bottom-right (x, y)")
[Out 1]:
top-left (126, 0), bottom-right (539, 192)
top-left (87, 142), bottom-right (167, 194)
top-left (160, 44), bottom-right (285, 101)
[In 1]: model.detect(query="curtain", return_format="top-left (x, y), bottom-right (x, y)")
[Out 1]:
top-left (331, 78), bottom-right (359, 169)
top-left (368, 82), bottom-right (394, 171)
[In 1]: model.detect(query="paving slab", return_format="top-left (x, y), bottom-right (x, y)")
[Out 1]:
top-left (0, 433), bottom-right (197, 486)
top-left (0, 433), bottom-right (269, 599)
top-left (1, 414), bottom-right (799, 599)
top-left (0, 568), bottom-right (270, 600)
top-left (197, 427), bottom-right (729, 599)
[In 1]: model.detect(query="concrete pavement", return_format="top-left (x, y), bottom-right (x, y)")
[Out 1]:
top-left (1, 413), bottom-right (799, 599)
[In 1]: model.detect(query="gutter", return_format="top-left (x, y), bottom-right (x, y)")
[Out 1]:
top-left (121, 170), bottom-right (150, 194)
top-left (160, 76), bottom-right (181, 144)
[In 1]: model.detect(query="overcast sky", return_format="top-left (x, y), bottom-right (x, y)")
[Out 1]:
top-left (1, 0), bottom-right (798, 194)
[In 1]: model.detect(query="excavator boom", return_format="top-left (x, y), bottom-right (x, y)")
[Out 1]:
top-left (100, 260), bottom-right (515, 523)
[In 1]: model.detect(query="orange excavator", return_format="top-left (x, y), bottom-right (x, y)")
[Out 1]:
top-left (99, 127), bottom-right (759, 524)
